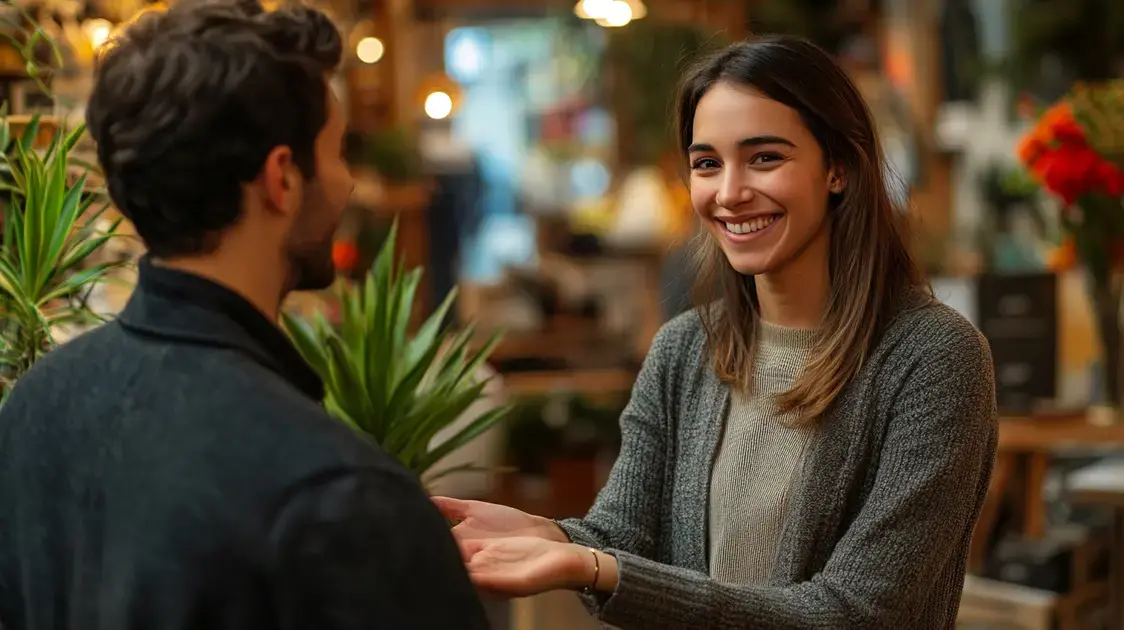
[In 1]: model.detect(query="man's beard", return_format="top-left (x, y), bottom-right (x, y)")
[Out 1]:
top-left (287, 235), bottom-right (336, 291)
top-left (285, 185), bottom-right (340, 292)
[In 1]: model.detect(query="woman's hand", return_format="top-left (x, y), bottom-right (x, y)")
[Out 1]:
top-left (459, 537), bottom-right (602, 598)
top-left (432, 497), bottom-right (569, 543)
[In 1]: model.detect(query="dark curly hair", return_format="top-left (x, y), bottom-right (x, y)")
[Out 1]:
top-left (86, 0), bottom-right (343, 257)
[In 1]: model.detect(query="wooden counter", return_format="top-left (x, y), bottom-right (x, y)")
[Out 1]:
top-left (970, 412), bottom-right (1124, 572)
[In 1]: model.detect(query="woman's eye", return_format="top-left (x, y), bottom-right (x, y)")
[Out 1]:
top-left (691, 158), bottom-right (720, 170)
top-left (751, 152), bottom-right (784, 165)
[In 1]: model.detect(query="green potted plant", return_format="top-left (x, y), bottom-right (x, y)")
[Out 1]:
top-left (281, 221), bottom-right (512, 485)
top-left (0, 22), bottom-right (127, 401)
top-left (0, 112), bottom-right (127, 400)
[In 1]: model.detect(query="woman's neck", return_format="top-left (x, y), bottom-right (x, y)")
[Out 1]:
top-left (755, 229), bottom-right (831, 330)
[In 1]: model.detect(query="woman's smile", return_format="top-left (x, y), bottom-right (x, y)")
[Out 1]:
top-left (717, 213), bottom-right (784, 244)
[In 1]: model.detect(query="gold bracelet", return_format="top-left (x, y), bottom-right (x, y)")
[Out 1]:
top-left (583, 547), bottom-right (600, 593)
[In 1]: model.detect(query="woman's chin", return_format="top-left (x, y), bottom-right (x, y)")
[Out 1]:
top-left (725, 255), bottom-right (773, 277)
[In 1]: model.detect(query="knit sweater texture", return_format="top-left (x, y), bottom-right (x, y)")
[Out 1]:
top-left (708, 321), bottom-right (817, 585)
top-left (560, 299), bottom-right (997, 629)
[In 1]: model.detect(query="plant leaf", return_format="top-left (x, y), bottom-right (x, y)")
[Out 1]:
top-left (413, 404), bottom-right (514, 474)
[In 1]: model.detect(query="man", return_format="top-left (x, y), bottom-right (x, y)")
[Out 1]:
top-left (0, 1), bottom-right (490, 628)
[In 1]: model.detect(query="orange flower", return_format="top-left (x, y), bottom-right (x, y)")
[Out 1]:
top-left (1017, 133), bottom-right (1047, 167)
top-left (1041, 102), bottom-right (1075, 132)
top-left (1046, 237), bottom-right (1078, 272)
top-left (1017, 102), bottom-right (1083, 169)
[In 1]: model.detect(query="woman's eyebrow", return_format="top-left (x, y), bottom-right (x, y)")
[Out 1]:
top-left (687, 135), bottom-right (797, 153)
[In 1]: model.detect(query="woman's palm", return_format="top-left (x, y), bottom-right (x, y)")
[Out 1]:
top-left (432, 497), bottom-right (563, 542)
top-left (461, 537), bottom-right (579, 597)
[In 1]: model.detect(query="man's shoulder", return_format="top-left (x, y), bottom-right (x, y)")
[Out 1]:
top-left (3, 320), bottom-right (390, 477)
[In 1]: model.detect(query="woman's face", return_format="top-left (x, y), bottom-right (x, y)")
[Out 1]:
top-left (688, 81), bottom-right (840, 277)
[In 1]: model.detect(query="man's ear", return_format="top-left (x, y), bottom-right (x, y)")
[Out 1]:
top-left (261, 145), bottom-right (300, 215)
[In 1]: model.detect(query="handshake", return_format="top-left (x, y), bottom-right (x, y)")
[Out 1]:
top-left (432, 497), bottom-right (617, 598)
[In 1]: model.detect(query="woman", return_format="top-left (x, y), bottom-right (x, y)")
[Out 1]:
top-left (434, 35), bottom-right (997, 629)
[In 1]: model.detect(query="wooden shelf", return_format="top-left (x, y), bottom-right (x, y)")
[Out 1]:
top-left (502, 368), bottom-right (636, 397)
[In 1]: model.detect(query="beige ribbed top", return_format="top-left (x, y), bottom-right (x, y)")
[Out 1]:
top-left (707, 321), bottom-right (818, 585)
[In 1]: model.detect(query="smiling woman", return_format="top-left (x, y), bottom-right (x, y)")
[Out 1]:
top-left (434, 35), bottom-right (998, 629)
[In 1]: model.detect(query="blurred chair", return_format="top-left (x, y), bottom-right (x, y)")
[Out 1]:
top-left (1068, 457), bottom-right (1124, 629)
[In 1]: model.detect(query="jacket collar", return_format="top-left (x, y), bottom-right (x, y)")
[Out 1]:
top-left (117, 256), bottom-right (325, 402)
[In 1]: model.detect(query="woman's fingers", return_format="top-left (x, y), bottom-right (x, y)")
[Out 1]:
top-left (431, 496), bottom-right (470, 520)
top-left (458, 537), bottom-right (485, 563)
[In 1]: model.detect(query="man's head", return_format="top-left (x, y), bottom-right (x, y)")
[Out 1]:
top-left (87, 0), bottom-right (353, 294)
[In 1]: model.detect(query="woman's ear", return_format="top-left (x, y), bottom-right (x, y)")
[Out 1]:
top-left (827, 167), bottom-right (846, 194)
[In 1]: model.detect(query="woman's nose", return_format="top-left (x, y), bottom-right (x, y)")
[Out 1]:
top-left (716, 171), bottom-right (754, 209)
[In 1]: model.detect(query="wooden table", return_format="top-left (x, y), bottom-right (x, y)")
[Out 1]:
top-left (969, 413), bottom-right (1124, 572)
top-left (997, 414), bottom-right (1124, 452)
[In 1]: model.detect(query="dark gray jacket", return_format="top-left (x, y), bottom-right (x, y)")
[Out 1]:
top-left (0, 259), bottom-right (488, 630)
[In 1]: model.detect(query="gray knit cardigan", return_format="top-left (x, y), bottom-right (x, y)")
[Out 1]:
top-left (559, 300), bottom-right (997, 629)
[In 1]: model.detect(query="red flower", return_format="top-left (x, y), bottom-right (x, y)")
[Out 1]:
top-left (1035, 144), bottom-right (1102, 206)
top-left (1094, 161), bottom-right (1124, 197)
top-left (1050, 119), bottom-right (1087, 146)
top-left (332, 241), bottom-right (359, 272)
top-left (1018, 95), bottom-right (1122, 207)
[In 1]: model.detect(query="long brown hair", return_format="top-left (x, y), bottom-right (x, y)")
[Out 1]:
top-left (677, 35), bottom-right (931, 423)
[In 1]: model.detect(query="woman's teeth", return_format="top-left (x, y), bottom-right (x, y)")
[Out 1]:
top-left (724, 214), bottom-right (778, 234)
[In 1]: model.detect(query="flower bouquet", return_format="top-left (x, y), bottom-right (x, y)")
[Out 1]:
top-left (1018, 81), bottom-right (1124, 411)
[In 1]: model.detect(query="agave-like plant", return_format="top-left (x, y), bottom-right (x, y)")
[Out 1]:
top-left (0, 111), bottom-right (126, 400)
top-left (281, 221), bottom-right (511, 482)
top-left (0, 11), bottom-right (126, 400)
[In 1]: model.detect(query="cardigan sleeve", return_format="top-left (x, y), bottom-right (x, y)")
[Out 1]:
top-left (593, 324), bottom-right (998, 629)
top-left (556, 319), bottom-right (677, 559)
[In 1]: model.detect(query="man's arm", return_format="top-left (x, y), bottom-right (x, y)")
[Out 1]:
top-left (268, 468), bottom-right (490, 630)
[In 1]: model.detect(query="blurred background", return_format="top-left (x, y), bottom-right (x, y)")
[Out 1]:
top-left (6, 0), bottom-right (1124, 627)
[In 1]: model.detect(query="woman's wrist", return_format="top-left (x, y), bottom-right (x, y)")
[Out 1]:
top-left (536, 516), bottom-right (572, 544)
top-left (565, 544), bottom-right (619, 593)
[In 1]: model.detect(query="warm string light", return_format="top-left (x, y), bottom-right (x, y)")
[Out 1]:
top-left (424, 91), bottom-right (453, 120)
top-left (356, 36), bottom-right (384, 64)
top-left (80, 4), bottom-right (168, 59)
top-left (82, 18), bottom-right (113, 50)
top-left (573, 0), bottom-right (646, 27)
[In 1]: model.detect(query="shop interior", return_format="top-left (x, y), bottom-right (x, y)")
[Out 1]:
top-left (3, 0), bottom-right (1124, 628)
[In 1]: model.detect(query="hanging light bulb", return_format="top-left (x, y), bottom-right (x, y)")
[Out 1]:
top-left (595, 1), bottom-right (633, 27)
